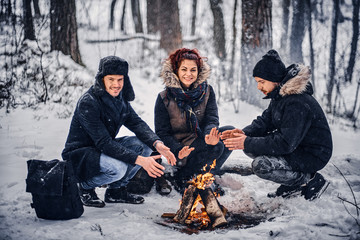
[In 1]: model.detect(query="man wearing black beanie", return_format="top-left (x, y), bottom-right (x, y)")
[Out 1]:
top-left (62, 56), bottom-right (176, 207)
top-left (222, 50), bottom-right (333, 201)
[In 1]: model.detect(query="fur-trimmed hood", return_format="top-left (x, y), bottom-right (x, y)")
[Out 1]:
top-left (160, 59), bottom-right (211, 89)
top-left (279, 64), bottom-right (312, 97)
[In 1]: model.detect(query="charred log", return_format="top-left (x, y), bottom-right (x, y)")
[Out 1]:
top-left (198, 188), bottom-right (227, 228)
top-left (174, 185), bottom-right (198, 224)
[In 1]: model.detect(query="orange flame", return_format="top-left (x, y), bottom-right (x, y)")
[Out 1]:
top-left (185, 159), bottom-right (218, 228)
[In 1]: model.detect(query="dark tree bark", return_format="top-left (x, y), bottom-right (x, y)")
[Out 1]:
top-left (209, 0), bottom-right (226, 60)
top-left (240, 0), bottom-right (272, 107)
top-left (306, 0), bottom-right (315, 92)
top-left (191, 0), bottom-right (197, 36)
top-left (147, 0), bottom-right (160, 34)
top-left (120, 0), bottom-right (127, 33)
top-left (159, 0), bottom-right (182, 54)
top-left (326, 0), bottom-right (340, 111)
top-left (290, 0), bottom-right (305, 63)
top-left (50, 0), bottom-right (83, 65)
top-left (109, 0), bottom-right (117, 29)
top-left (131, 0), bottom-right (143, 33)
top-left (345, 0), bottom-right (359, 83)
top-left (280, 0), bottom-right (290, 56)
top-left (23, 0), bottom-right (35, 40)
top-left (1, 0), bottom-right (12, 22)
top-left (228, 0), bottom-right (238, 85)
top-left (32, 0), bottom-right (40, 17)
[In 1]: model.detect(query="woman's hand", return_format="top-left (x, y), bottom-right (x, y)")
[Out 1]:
top-left (205, 127), bottom-right (220, 145)
top-left (178, 146), bottom-right (195, 159)
top-left (155, 142), bottom-right (177, 166)
top-left (220, 128), bottom-right (244, 140)
top-left (135, 155), bottom-right (164, 178)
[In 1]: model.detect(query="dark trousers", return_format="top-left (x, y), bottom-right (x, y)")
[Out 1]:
top-left (176, 125), bottom-right (234, 179)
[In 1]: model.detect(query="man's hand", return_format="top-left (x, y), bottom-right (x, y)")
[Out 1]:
top-left (223, 133), bottom-right (247, 150)
top-left (221, 128), bottom-right (244, 140)
top-left (155, 142), bottom-right (177, 166)
top-left (178, 146), bottom-right (195, 159)
top-left (135, 155), bottom-right (165, 178)
top-left (205, 127), bottom-right (220, 145)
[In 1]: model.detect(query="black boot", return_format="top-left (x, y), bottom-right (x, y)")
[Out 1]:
top-left (267, 184), bottom-right (302, 199)
top-left (78, 185), bottom-right (105, 208)
top-left (155, 175), bottom-right (172, 195)
top-left (301, 173), bottom-right (329, 201)
top-left (104, 186), bottom-right (145, 204)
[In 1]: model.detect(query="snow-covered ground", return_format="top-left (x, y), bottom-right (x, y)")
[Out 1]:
top-left (1, 65), bottom-right (360, 239)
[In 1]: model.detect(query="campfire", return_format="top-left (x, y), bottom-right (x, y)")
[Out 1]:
top-left (162, 160), bottom-right (228, 229)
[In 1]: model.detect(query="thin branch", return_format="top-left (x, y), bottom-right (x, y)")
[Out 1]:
top-left (337, 195), bottom-right (360, 210)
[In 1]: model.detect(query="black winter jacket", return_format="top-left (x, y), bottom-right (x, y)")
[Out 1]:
top-left (62, 75), bottom-right (159, 182)
top-left (243, 65), bottom-right (332, 173)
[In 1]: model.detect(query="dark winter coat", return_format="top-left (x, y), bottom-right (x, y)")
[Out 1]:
top-left (62, 73), bottom-right (159, 182)
top-left (243, 65), bottom-right (333, 173)
top-left (155, 60), bottom-right (219, 156)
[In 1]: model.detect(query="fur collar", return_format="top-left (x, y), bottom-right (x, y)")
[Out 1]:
top-left (279, 64), bottom-right (311, 96)
top-left (160, 59), bottom-right (211, 89)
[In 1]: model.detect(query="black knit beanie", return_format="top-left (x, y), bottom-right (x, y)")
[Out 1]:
top-left (253, 49), bottom-right (287, 82)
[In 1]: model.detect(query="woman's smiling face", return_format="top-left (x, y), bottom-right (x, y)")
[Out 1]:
top-left (177, 59), bottom-right (198, 89)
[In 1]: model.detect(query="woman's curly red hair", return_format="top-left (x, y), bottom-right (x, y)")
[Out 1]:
top-left (168, 48), bottom-right (204, 74)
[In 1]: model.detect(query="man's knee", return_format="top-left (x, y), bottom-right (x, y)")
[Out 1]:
top-left (251, 156), bottom-right (272, 176)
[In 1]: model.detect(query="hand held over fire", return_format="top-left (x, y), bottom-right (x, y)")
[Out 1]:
top-left (135, 155), bottom-right (165, 178)
top-left (178, 146), bottom-right (195, 160)
top-left (223, 132), bottom-right (247, 150)
top-left (205, 127), bottom-right (220, 145)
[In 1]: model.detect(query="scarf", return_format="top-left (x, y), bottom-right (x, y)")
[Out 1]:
top-left (167, 81), bottom-right (208, 136)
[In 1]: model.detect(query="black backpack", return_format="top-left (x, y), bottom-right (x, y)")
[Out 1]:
top-left (26, 159), bottom-right (84, 220)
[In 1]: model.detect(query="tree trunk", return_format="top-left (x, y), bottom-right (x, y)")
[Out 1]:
top-left (147, 0), bottom-right (160, 34)
top-left (191, 0), bottom-right (197, 36)
top-left (345, 0), bottom-right (359, 83)
top-left (109, 0), bottom-right (117, 29)
top-left (50, 0), bottom-right (83, 65)
top-left (280, 0), bottom-right (290, 56)
top-left (240, 0), bottom-right (272, 107)
top-left (131, 0), bottom-right (143, 33)
top-left (159, 0), bottom-right (182, 54)
top-left (289, 0), bottom-right (305, 63)
top-left (326, 0), bottom-right (340, 111)
top-left (228, 0), bottom-right (238, 85)
top-left (209, 0), bottom-right (226, 60)
top-left (23, 0), bottom-right (35, 40)
top-left (306, 0), bottom-right (315, 92)
top-left (32, 0), bottom-right (40, 17)
top-left (120, 0), bottom-right (127, 33)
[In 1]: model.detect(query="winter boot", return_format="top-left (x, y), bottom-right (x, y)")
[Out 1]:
top-left (78, 185), bottom-right (105, 208)
top-left (301, 173), bottom-right (329, 201)
top-left (155, 175), bottom-right (172, 195)
top-left (104, 186), bottom-right (144, 204)
top-left (267, 184), bottom-right (303, 199)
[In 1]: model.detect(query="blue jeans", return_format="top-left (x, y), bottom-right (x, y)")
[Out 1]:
top-left (246, 152), bottom-right (311, 186)
top-left (81, 136), bottom-right (152, 190)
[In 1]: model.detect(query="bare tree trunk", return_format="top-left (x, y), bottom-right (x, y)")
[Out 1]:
top-left (290, 0), bottom-right (305, 63)
top-left (209, 0), bottom-right (226, 60)
top-left (228, 0), bottom-right (238, 85)
top-left (0, 0), bottom-right (12, 22)
top-left (280, 0), bottom-right (290, 56)
top-left (326, 0), bottom-right (339, 111)
top-left (345, 0), bottom-right (359, 83)
top-left (50, 0), bottom-right (83, 65)
top-left (32, 0), bottom-right (40, 17)
top-left (120, 0), bottom-right (127, 33)
top-left (191, 0), bottom-right (197, 36)
top-left (131, 0), bottom-right (143, 33)
top-left (240, 0), bottom-right (272, 107)
top-left (159, 0), bottom-right (182, 54)
top-left (23, 0), bottom-right (35, 40)
top-left (306, 0), bottom-right (315, 92)
top-left (147, 0), bottom-right (160, 34)
top-left (109, 0), bottom-right (117, 29)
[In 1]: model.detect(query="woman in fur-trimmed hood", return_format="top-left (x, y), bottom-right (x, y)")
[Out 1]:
top-left (154, 48), bottom-right (234, 194)
top-left (222, 49), bottom-right (333, 201)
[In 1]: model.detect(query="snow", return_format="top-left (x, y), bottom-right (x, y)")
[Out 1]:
top-left (1, 0), bottom-right (360, 239)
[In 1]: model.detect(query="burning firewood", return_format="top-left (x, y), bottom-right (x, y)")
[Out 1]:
top-left (172, 160), bottom-right (228, 229)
